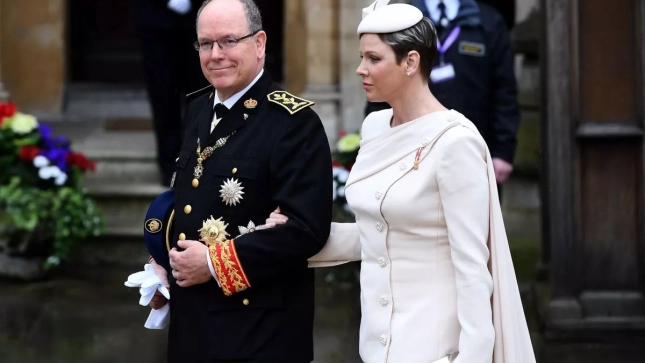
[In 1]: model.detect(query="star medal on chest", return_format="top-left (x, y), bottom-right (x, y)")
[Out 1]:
top-left (198, 216), bottom-right (230, 247)
top-left (220, 178), bottom-right (244, 206)
top-left (192, 132), bottom-right (236, 187)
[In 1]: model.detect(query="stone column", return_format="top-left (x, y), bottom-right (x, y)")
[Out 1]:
top-left (0, 0), bottom-right (66, 114)
top-left (338, 0), bottom-right (373, 135)
top-left (284, 0), bottom-right (341, 144)
top-left (0, 1), bottom-right (8, 101)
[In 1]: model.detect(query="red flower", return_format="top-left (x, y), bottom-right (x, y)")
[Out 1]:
top-left (19, 146), bottom-right (40, 161)
top-left (332, 159), bottom-right (341, 167)
top-left (337, 129), bottom-right (347, 137)
top-left (0, 101), bottom-right (17, 125)
top-left (66, 152), bottom-right (97, 172)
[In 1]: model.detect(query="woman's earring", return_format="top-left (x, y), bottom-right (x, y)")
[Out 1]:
top-left (406, 70), bottom-right (412, 76)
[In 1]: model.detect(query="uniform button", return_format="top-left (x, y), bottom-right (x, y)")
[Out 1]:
top-left (399, 162), bottom-right (406, 171)
top-left (421, 137), bottom-right (430, 146)
top-left (380, 334), bottom-right (388, 345)
top-left (232, 167), bottom-right (238, 174)
top-left (375, 191), bottom-right (382, 200)
top-left (192, 179), bottom-right (199, 188)
top-left (175, 157), bottom-right (179, 162)
top-left (184, 205), bottom-right (192, 214)
top-left (379, 296), bottom-right (389, 306)
top-left (242, 298), bottom-right (249, 306)
top-left (179, 233), bottom-right (186, 240)
top-left (375, 222), bottom-right (384, 232)
top-left (378, 257), bottom-right (387, 267)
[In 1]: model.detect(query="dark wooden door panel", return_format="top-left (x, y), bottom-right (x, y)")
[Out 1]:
top-left (578, 0), bottom-right (638, 122)
top-left (579, 141), bottom-right (642, 290)
top-left (68, 0), bottom-right (143, 84)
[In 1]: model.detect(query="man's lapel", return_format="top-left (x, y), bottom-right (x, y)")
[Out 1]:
top-left (197, 91), bottom-right (215, 149)
top-left (206, 72), bottom-right (272, 146)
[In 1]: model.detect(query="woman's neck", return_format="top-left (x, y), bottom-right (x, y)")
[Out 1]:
top-left (387, 83), bottom-right (447, 127)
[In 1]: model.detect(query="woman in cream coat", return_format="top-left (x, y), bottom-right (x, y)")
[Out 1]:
top-left (266, 2), bottom-right (535, 362)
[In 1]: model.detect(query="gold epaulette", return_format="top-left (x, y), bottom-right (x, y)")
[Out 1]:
top-left (267, 91), bottom-right (315, 115)
top-left (186, 85), bottom-right (214, 100)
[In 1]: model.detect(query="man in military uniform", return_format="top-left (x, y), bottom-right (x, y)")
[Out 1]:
top-left (147, 0), bottom-right (333, 362)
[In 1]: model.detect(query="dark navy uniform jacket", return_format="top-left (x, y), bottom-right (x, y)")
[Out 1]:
top-left (167, 71), bottom-right (333, 363)
top-left (366, 0), bottom-right (520, 164)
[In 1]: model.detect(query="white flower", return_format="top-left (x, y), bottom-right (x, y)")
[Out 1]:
top-left (336, 133), bottom-right (361, 153)
top-left (336, 168), bottom-right (350, 183)
top-left (337, 185), bottom-right (345, 198)
top-left (38, 165), bottom-right (61, 180)
top-left (33, 155), bottom-right (50, 168)
top-left (46, 256), bottom-right (60, 266)
top-left (332, 180), bottom-right (338, 201)
top-left (54, 173), bottom-right (68, 186)
top-left (9, 113), bottom-right (38, 134)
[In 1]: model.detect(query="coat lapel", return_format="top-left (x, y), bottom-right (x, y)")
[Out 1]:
top-left (345, 110), bottom-right (459, 188)
top-left (206, 71), bottom-right (272, 146)
top-left (197, 92), bottom-right (215, 149)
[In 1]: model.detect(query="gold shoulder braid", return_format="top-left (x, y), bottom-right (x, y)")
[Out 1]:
top-left (267, 91), bottom-right (314, 115)
top-left (193, 132), bottom-right (236, 185)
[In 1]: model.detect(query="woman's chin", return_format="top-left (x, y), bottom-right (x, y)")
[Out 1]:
top-left (364, 92), bottom-right (384, 103)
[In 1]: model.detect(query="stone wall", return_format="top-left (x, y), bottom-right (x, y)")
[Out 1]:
top-left (0, 0), bottom-right (66, 115)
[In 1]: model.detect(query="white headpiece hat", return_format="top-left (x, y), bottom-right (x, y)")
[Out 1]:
top-left (357, 1), bottom-right (424, 35)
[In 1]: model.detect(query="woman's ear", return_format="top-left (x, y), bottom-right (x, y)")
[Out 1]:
top-left (405, 50), bottom-right (421, 76)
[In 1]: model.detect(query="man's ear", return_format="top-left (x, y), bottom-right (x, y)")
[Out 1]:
top-left (255, 30), bottom-right (267, 58)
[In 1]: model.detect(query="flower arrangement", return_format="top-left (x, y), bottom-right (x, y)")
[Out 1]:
top-left (332, 130), bottom-right (361, 217)
top-left (0, 100), bottom-right (103, 269)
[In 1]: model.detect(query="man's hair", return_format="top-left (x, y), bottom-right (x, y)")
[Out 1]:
top-left (196, 0), bottom-right (263, 33)
top-left (376, 18), bottom-right (438, 80)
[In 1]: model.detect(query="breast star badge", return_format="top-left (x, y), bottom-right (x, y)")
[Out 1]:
top-left (237, 221), bottom-right (266, 237)
top-left (220, 178), bottom-right (245, 206)
top-left (198, 216), bottom-right (230, 246)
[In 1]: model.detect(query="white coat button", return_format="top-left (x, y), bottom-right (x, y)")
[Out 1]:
top-left (399, 162), bottom-right (406, 170)
top-left (375, 191), bottom-right (382, 200)
top-left (377, 257), bottom-right (387, 267)
top-left (421, 137), bottom-right (430, 146)
top-left (380, 334), bottom-right (388, 345)
top-left (379, 296), bottom-right (389, 306)
top-left (375, 222), bottom-right (384, 232)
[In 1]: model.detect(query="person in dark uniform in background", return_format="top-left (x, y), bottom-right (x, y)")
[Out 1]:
top-left (136, 0), bottom-right (209, 186)
top-left (365, 0), bottom-right (519, 192)
top-left (146, 0), bottom-right (333, 362)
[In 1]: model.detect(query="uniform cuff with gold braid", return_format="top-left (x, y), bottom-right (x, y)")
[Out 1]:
top-left (208, 240), bottom-right (250, 296)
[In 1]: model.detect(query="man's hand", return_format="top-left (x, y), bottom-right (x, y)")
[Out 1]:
top-left (492, 157), bottom-right (513, 184)
top-left (169, 240), bottom-right (212, 288)
top-left (149, 260), bottom-right (170, 310)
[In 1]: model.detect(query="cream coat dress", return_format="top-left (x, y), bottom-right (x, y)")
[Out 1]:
top-left (309, 109), bottom-right (535, 363)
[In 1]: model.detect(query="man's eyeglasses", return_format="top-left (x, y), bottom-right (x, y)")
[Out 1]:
top-left (193, 30), bottom-right (261, 52)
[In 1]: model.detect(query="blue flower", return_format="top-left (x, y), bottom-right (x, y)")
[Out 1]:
top-left (38, 123), bottom-right (52, 141)
top-left (42, 147), bottom-right (69, 173)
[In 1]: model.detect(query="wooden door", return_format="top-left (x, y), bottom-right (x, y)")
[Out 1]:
top-left (68, 0), bottom-right (143, 84)
top-left (542, 0), bottom-right (645, 337)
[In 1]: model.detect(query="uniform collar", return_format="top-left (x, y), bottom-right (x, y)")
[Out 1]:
top-left (198, 69), bottom-right (272, 147)
top-left (424, 0), bottom-right (460, 22)
top-left (214, 69), bottom-right (264, 109)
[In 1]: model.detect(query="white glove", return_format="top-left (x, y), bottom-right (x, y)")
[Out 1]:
top-left (124, 264), bottom-right (171, 329)
top-left (167, 0), bottom-right (192, 15)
